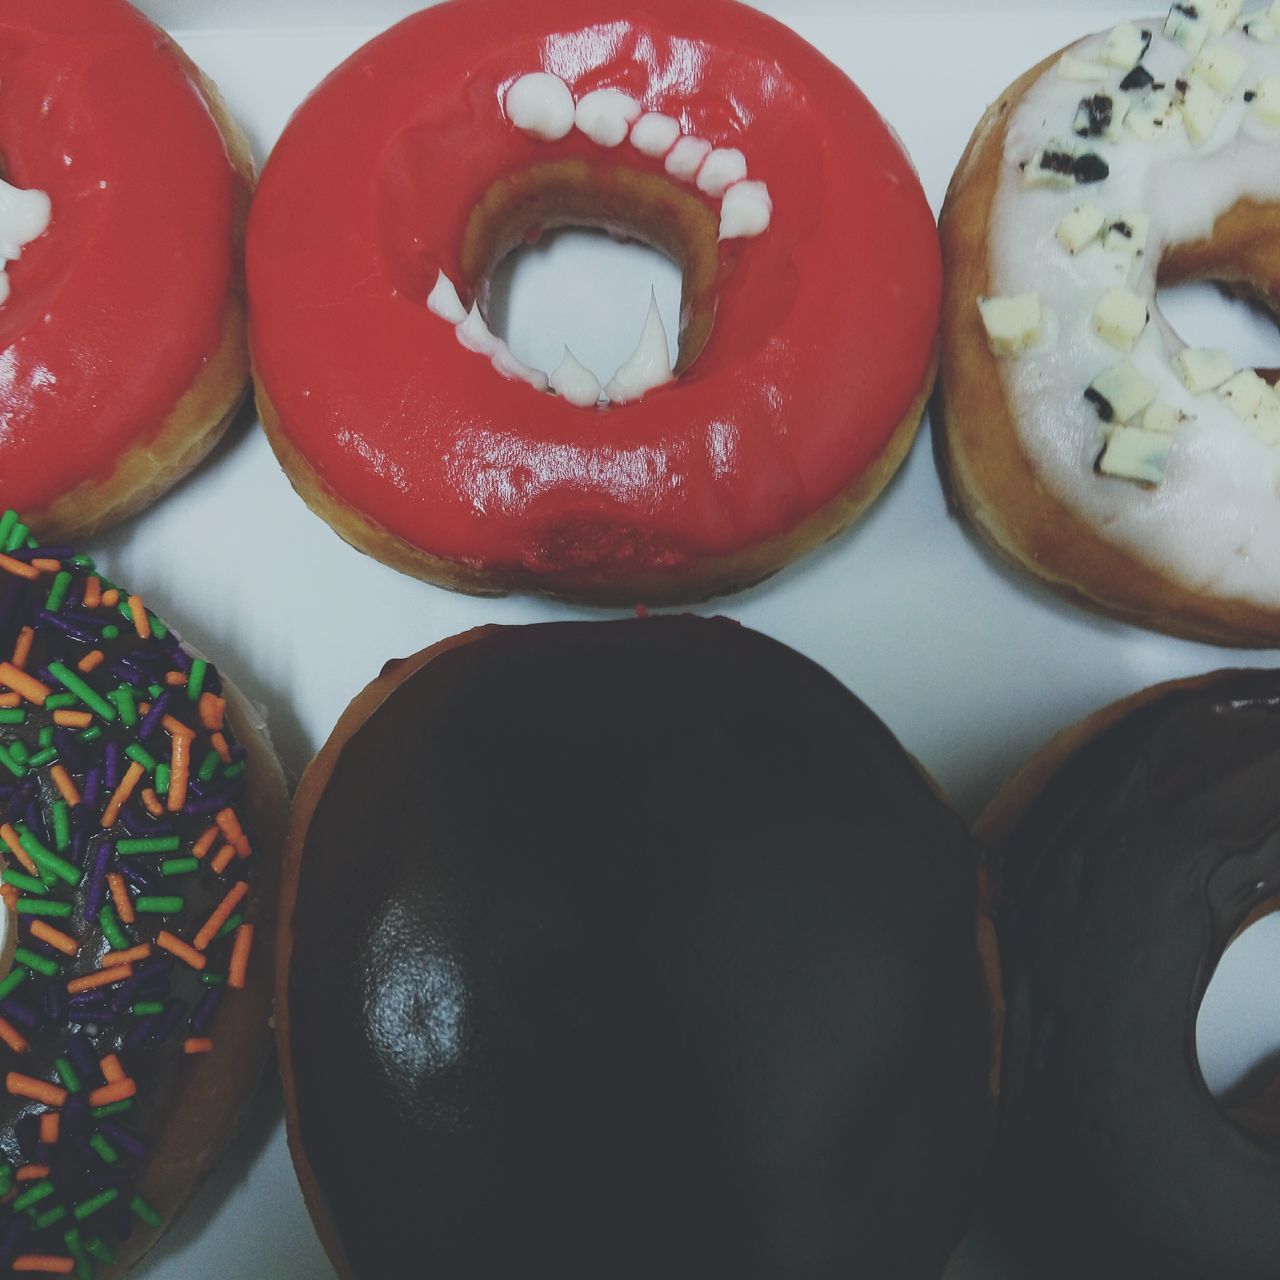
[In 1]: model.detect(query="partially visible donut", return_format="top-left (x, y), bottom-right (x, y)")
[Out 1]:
top-left (979, 667), bottom-right (1280, 1278)
top-left (278, 617), bottom-right (995, 1278)
top-left (0, 0), bottom-right (254, 543)
top-left (248, 0), bottom-right (941, 604)
top-left (939, 8), bottom-right (1280, 645)
top-left (0, 509), bottom-right (287, 1277)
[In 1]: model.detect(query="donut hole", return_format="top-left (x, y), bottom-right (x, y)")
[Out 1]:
top-left (1196, 906), bottom-right (1280, 1144)
top-left (486, 226), bottom-right (681, 387)
top-left (1157, 279), bottom-right (1280, 378)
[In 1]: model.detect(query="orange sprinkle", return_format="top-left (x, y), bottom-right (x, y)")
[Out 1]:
top-left (100, 588), bottom-right (119, 608)
top-left (210, 732), bottom-right (232, 765)
top-left (5, 1074), bottom-right (67, 1108)
top-left (198, 692), bottom-right (225, 732)
top-left (156, 931), bottom-right (206, 972)
top-left (0, 824), bottom-right (38, 876)
top-left (183, 1038), bottom-right (214, 1055)
top-left (127, 594), bottom-right (151, 639)
top-left (75, 649), bottom-right (105, 675)
top-left (210, 843), bottom-right (236, 876)
top-left (192, 825), bottom-right (220, 860)
top-left (29, 559), bottom-right (61, 575)
top-left (15, 1166), bottom-right (48, 1183)
top-left (98, 1054), bottom-right (125, 1083)
top-left (167, 731), bottom-right (190, 814)
top-left (99, 761), bottom-right (144, 829)
top-left (216, 808), bottom-right (251, 858)
top-left (13, 1255), bottom-right (74, 1273)
top-left (228, 924), bottom-right (254, 990)
top-left (107, 873), bottom-right (135, 925)
top-left (0, 662), bottom-right (50, 706)
top-left (11, 627), bottom-right (34, 670)
top-left (163, 671), bottom-right (187, 687)
top-left (0, 693), bottom-right (18, 709)
top-left (52, 710), bottom-right (93, 729)
top-left (101, 944), bottom-right (151, 968)
top-left (38, 1114), bottom-right (59, 1145)
top-left (87, 1078), bottom-right (135, 1108)
top-left (83, 576), bottom-right (101, 609)
top-left (48, 765), bottom-right (80, 807)
top-left (29, 921), bottom-right (77, 958)
top-left (0, 554), bottom-right (39, 582)
top-left (194, 882), bottom-right (249, 952)
top-left (0, 1017), bottom-right (29, 1055)
top-left (140, 788), bottom-right (164, 818)
top-left (161, 715), bottom-right (195, 742)
top-left (66, 966), bottom-right (132, 995)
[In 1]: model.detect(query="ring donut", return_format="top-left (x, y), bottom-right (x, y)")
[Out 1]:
top-left (247, 0), bottom-right (941, 604)
top-left (978, 667), bottom-right (1280, 1278)
top-left (0, 0), bottom-right (254, 543)
top-left (939, 6), bottom-right (1280, 645)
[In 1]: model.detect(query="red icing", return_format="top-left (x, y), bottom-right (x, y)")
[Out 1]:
top-left (248, 0), bottom-right (941, 589)
top-left (0, 0), bottom-right (240, 513)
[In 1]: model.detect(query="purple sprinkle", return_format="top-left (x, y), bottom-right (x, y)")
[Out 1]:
top-left (119, 862), bottom-right (156, 893)
top-left (183, 793), bottom-right (230, 817)
top-left (124, 1014), bottom-right (158, 1050)
top-left (84, 839), bottom-right (114, 921)
top-left (104, 741), bottom-right (122, 791)
top-left (63, 1093), bottom-right (89, 1129)
top-left (44, 983), bottom-right (67, 1023)
top-left (35, 609), bottom-right (95, 644)
top-left (53, 728), bottom-right (86, 773)
top-left (67, 1030), bottom-right (98, 1078)
top-left (154, 997), bottom-right (187, 1043)
top-left (99, 1119), bottom-right (147, 1160)
top-left (0, 999), bottom-right (37, 1029)
top-left (188, 988), bottom-right (223, 1036)
top-left (167, 645), bottom-right (193, 674)
top-left (81, 767), bottom-right (102, 809)
top-left (68, 995), bottom-right (112, 1021)
top-left (136, 691), bottom-right (170, 742)
top-left (0, 1207), bottom-right (27, 1267)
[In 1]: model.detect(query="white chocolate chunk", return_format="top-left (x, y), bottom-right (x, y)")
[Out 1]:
top-left (696, 148), bottom-right (748, 198)
top-left (427, 270), bottom-right (467, 324)
top-left (1241, 15), bottom-right (1277, 41)
top-left (977, 293), bottom-right (1043, 357)
top-left (1098, 425), bottom-right (1174, 484)
top-left (1252, 77), bottom-right (1280, 126)
top-left (1024, 139), bottom-right (1079, 189)
top-left (1092, 287), bottom-right (1149, 351)
top-left (604, 290), bottom-right (674, 403)
top-left (1058, 53), bottom-right (1112, 82)
top-left (1190, 44), bottom-right (1248, 95)
top-left (1178, 78), bottom-right (1225, 145)
top-left (1251, 388), bottom-right (1280, 444)
top-left (1173, 347), bottom-right (1234, 393)
top-left (1220, 369), bottom-right (1272, 418)
top-left (574, 89), bottom-right (641, 148)
top-left (1103, 210), bottom-right (1151, 257)
top-left (491, 342), bottom-right (549, 393)
top-left (1056, 203), bottom-right (1105, 253)
top-left (1088, 361), bottom-right (1159, 423)
top-left (1101, 22), bottom-right (1152, 68)
top-left (719, 180), bottom-right (772, 240)
top-left (665, 136), bottom-right (712, 181)
top-left (1073, 92), bottom-right (1129, 141)
top-left (630, 112), bottom-right (681, 158)
top-left (1203, 0), bottom-right (1244, 35)
top-left (549, 347), bottom-right (602, 407)
top-left (1165, 3), bottom-right (1211, 54)
top-left (505, 73), bottom-right (576, 141)
top-left (1125, 90), bottom-right (1178, 140)
top-left (1142, 401), bottom-right (1192, 433)
top-left (456, 304), bottom-right (503, 357)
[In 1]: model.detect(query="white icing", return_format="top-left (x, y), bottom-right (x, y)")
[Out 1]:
top-left (427, 270), bottom-right (467, 324)
top-left (630, 112), bottom-right (681, 158)
top-left (491, 342), bottom-right (550, 392)
top-left (550, 346), bottom-right (603, 407)
top-left (604, 289), bottom-right (674, 402)
top-left (0, 179), bottom-right (50, 305)
top-left (574, 89), bottom-right (641, 148)
top-left (696, 148), bottom-right (748, 197)
top-left (719, 180), bottom-right (773, 240)
top-left (664, 136), bottom-right (712, 180)
top-left (455, 304), bottom-right (548, 391)
top-left (505, 72), bottom-right (576, 141)
top-left (990, 14), bottom-right (1280, 607)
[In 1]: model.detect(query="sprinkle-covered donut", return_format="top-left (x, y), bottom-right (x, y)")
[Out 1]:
top-left (0, 0), bottom-right (254, 543)
top-left (0, 510), bottom-right (287, 1276)
top-left (979, 668), bottom-right (1280, 1278)
top-left (939, 3), bottom-right (1280, 644)
top-left (278, 617), bottom-right (996, 1279)
top-left (248, 0), bottom-right (941, 604)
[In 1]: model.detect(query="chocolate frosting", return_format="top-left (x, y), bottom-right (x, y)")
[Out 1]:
top-left (987, 669), bottom-right (1280, 1280)
top-left (286, 617), bottom-right (991, 1279)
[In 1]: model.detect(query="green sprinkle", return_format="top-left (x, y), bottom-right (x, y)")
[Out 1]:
top-left (55, 1056), bottom-right (82, 1093)
top-left (109, 686), bottom-right (137, 726)
top-left (26, 746), bottom-right (58, 768)
top-left (85, 1236), bottom-right (115, 1265)
top-left (17, 898), bottom-right (72, 917)
top-left (88, 1134), bottom-right (118, 1165)
top-left (187, 658), bottom-right (207, 702)
top-left (47, 662), bottom-right (117, 722)
top-left (37, 725), bottom-right (53, 749)
top-left (0, 743), bottom-right (27, 779)
top-left (0, 969), bottom-right (26, 1000)
top-left (44, 693), bottom-right (77, 710)
top-left (98, 903), bottom-right (128, 951)
top-left (78, 726), bottom-right (104, 745)
top-left (7, 740), bottom-right (28, 766)
top-left (101, 624), bottom-right (120, 642)
top-left (224, 761), bottom-right (246, 780)
top-left (149, 615), bottom-right (168, 640)
top-left (15, 947), bottom-right (60, 978)
top-left (160, 857), bottom-right (199, 877)
top-left (116, 836), bottom-right (180, 856)
top-left (155, 763), bottom-right (170, 796)
top-left (147, 683), bottom-right (163, 699)
top-left (4, 870), bottom-right (46, 896)
top-left (63, 1227), bottom-right (94, 1280)
top-left (34, 1204), bottom-right (67, 1231)
top-left (131, 1001), bottom-right (164, 1017)
top-left (135, 895), bottom-right (183, 915)
top-left (90, 1100), bottom-right (132, 1120)
top-left (197, 749), bottom-right (220, 783)
top-left (14, 1178), bottom-right (54, 1211)
top-left (45, 569), bottom-right (72, 613)
top-left (0, 708), bottom-right (25, 725)
top-left (199, 971), bottom-right (225, 986)
top-left (0, 1164), bottom-right (12, 1197)
top-left (129, 1195), bottom-right (162, 1228)
top-left (18, 829), bottom-right (80, 887)
top-left (0, 510), bottom-right (15, 548)
top-left (4, 519), bottom-right (28, 553)
top-left (217, 913), bottom-right (244, 940)
top-left (69, 553), bottom-right (95, 569)
top-left (124, 743), bottom-right (157, 773)
top-left (74, 1189), bottom-right (119, 1221)
top-left (52, 800), bottom-right (71, 852)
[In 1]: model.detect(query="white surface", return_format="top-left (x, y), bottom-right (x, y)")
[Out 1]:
top-left (75, 2), bottom-right (1280, 1276)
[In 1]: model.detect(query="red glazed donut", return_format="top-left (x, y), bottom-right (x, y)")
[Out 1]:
top-left (247, 0), bottom-right (941, 604)
top-left (0, 0), bottom-right (254, 543)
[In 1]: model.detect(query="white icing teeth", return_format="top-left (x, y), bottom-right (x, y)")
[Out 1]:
top-left (0, 179), bottom-right (51, 304)
top-left (630, 112), bottom-right (681, 158)
top-left (978, 293), bottom-right (1044, 357)
top-left (719, 180), bottom-right (772, 241)
top-left (1174, 347), bottom-right (1234, 393)
top-left (1092, 287), bottom-right (1149, 351)
top-left (1087, 362), bottom-right (1159, 424)
top-left (427, 270), bottom-right (467, 324)
top-left (491, 343), bottom-right (549, 393)
top-left (549, 346), bottom-right (602, 407)
top-left (505, 72), bottom-right (576, 141)
top-left (1056, 203), bottom-right (1105, 253)
top-left (664, 136), bottom-right (713, 180)
top-left (696, 148), bottom-right (748, 197)
top-left (574, 89), bottom-right (642, 148)
top-left (456, 302), bottom-right (548, 392)
top-left (604, 289), bottom-right (675, 403)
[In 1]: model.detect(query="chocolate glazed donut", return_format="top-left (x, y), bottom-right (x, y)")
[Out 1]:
top-left (277, 617), bottom-right (995, 1280)
top-left (979, 669), bottom-right (1280, 1280)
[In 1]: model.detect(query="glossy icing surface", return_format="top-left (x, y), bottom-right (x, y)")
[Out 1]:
top-left (0, 0), bottom-right (240, 513)
top-left (287, 618), bottom-right (990, 1279)
top-left (247, 0), bottom-right (941, 590)
top-left (989, 670), bottom-right (1280, 1279)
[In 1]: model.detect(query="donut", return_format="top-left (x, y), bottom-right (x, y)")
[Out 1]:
top-left (938, 5), bottom-right (1280, 645)
top-left (0, 0), bottom-right (254, 544)
top-left (247, 0), bottom-right (941, 605)
top-left (0, 509), bottom-right (287, 1275)
top-left (277, 617), bottom-right (996, 1278)
top-left (978, 667), bottom-right (1280, 1278)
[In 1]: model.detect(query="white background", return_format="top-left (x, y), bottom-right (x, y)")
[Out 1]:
top-left (81, 2), bottom-right (1280, 1274)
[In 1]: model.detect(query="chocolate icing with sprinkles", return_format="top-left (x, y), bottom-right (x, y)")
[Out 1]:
top-left (0, 510), bottom-right (261, 1277)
